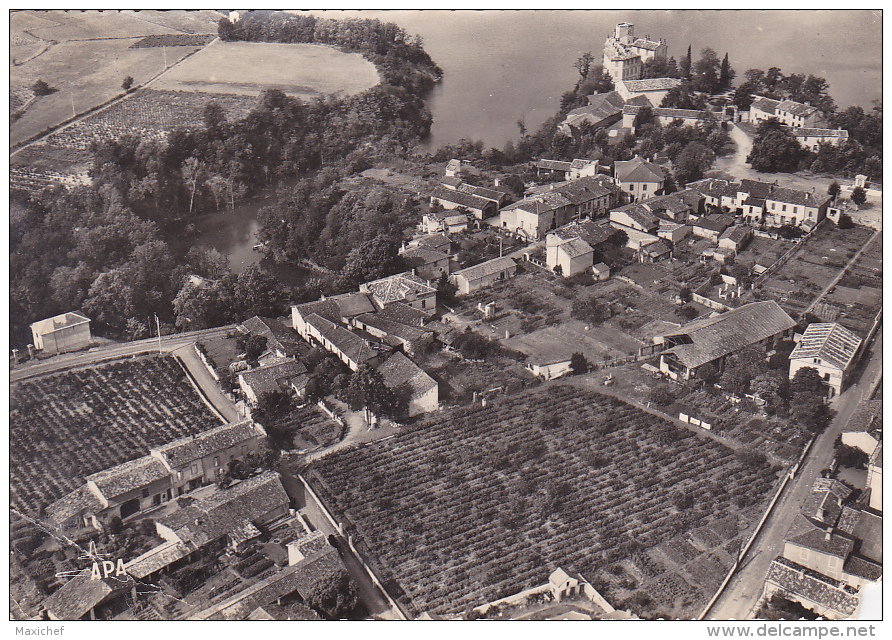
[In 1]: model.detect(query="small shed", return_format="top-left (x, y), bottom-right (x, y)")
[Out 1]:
top-left (592, 262), bottom-right (611, 281)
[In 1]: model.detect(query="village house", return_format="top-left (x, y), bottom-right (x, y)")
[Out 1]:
top-left (43, 568), bottom-right (136, 621)
top-left (762, 477), bottom-right (882, 619)
top-left (840, 399), bottom-right (882, 456)
top-left (717, 224), bottom-right (753, 255)
top-left (303, 312), bottom-right (390, 372)
top-left (613, 155), bottom-right (665, 202)
top-left (558, 91), bottom-right (625, 135)
top-left (239, 316), bottom-right (307, 360)
top-left (44, 420), bottom-right (268, 530)
top-left (640, 189), bottom-right (704, 221)
top-left (444, 158), bottom-right (481, 179)
top-left (378, 351), bottom-right (439, 417)
top-left (156, 471), bottom-right (290, 554)
top-left (657, 220), bottom-right (691, 245)
top-left (545, 234), bottom-right (594, 276)
top-left (687, 177), bottom-right (738, 211)
top-left (550, 217), bottom-right (621, 253)
top-left (152, 420), bottom-right (268, 496)
top-left (351, 312), bottom-right (434, 358)
top-left (399, 245), bottom-right (451, 281)
top-left (615, 77), bottom-right (683, 106)
top-left (408, 232), bottom-right (454, 255)
top-left (500, 175), bottom-right (621, 239)
top-left (536, 157), bottom-right (603, 180)
top-left (750, 96), bottom-right (826, 129)
top-left (430, 185), bottom-right (496, 220)
top-left (238, 360), bottom-right (308, 404)
top-left (602, 22), bottom-right (667, 83)
top-left (690, 214), bottom-right (734, 241)
top-left (789, 323), bottom-right (863, 398)
top-left (125, 539), bottom-right (200, 584)
top-left (656, 300), bottom-right (796, 380)
top-left (30, 311), bottom-right (91, 355)
top-left (421, 210), bottom-right (469, 235)
top-left (762, 186), bottom-right (830, 229)
top-left (450, 256), bottom-right (517, 295)
top-left (622, 104), bottom-right (716, 134)
top-left (793, 128), bottom-right (850, 150)
top-left (361, 272), bottom-right (437, 311)
top-left (609, 202), bottom-right (660, 234)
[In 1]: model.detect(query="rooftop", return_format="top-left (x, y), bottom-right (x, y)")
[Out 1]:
top-left (662, 300), bottom-right (796, 370)
top-left (239, 316), bottom-right (305, 356)
top-left (30, 311), bottom-right (90, 334)
top-left (458, 182), bottom-right (509, 202)
top-left (766, 557), bottom-right (858, 617)
top-left (751, 96), bottom-right (780, 114)
top-left (777, 99), bottom-right (818, 117)
top-left (304, 313), bottom-right (381, 366)
top-left (621, 77), bottom-right (683, 93)
top-left (362, 271), bottom-right (435, 305)
top-left (125, 540), bottom-right (195, 580)
top-left (45, 485), bottom-right (105, 528)
top-left (537, 159), bottom-right (573, 171)
top-left (794, 128), bottom-right (849, 139)
top-left (842, 399), bottom-right (882, 435)
top-left (614, 156), bottom-right (665, 184)
top-left (623, 104), bottom-right (714, 120)
top-left (611, 203), bottom-right (660, 230)
top-left (376, 301), bottom-right (431, 327)
top-left (240, 360), bottom-right (308, 396)
top-left (354, 313), bottom-right (429, 343)
top-left (153, 420), bottom-right (263, 470)
top-left (692, 215), bottom-right (733, 233)
top-left (452, 256), bottom-right (516, 282)
top-left (556, 236), bottom-right (594, 259)
top-left (379, 351), bottom-right (439, 398)
top-left (43, 568), bottom-right (134, 620)
top-left (431, 185), bottom-right (491, 211)
top-left (785, 513), bottom-right (854, 559)
top-left (400, 245), bottom-right (450, 266)
top-left (412, 233), bottom-right (453, 252)
top-left (86, 455), bottom-right (170, 501)
top-left (292, 299), bottom-right (341, 325)
top-left (790, 323), bottom-right (863, 371)
top-left (551, 218), bottom-right (620, 246)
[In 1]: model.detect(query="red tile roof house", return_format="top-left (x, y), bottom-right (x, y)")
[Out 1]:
top-left (789, 322), bottom-right (863, 399)
top-left (289, 293), bottom-right (377, 341)
top-left (655, 300), bottom-right (796, 381)
top-left (302, 312), bottom-right (391, 372)
top-left (238, 360), bottom-right (308, 404)
top-left (152, 420), bottom-right (268, 497)
top-left (351, 312), bottom-right (434, 358)
top-left (500, 175), bottom-right (621, 240)
top-left (43, 568), bottom-right (136, 620)
top-left (360, 271), bottom-right (437, 312)
top-left (378, 351), bottom-right (439, 417)
top-left (558, 90), bottom-right (625, 135)
top-left (613, 155), bottom-right (665, 202)
top-left (399, 245), bottom-right (451, 281)
top-left (30, 311), bottom-right (92, 354)
top-left (840, 399), bottom-right (882, 456)
top-left (430, 185), bottom-right (497, 220)
top-left (155, 471), bottom-right (290, 555)
top-left (450, 256), bottom-right (518, 295)
top-left (545, 235), bottom-right (594, 277)
top-left (238, 316), bottom-right (308, 360)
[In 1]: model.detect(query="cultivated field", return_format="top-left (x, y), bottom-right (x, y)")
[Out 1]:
top-left (10, 89), bottom-right (257, 194)
top-left (309, 385), bottom-right (778, 618)
top-left (151, 40), bottom-right (380, 98)
top-left (9, 355), bottom-right (223, 517)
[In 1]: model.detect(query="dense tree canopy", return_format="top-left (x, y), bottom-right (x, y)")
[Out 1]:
top-left (746, 119), bottom-right (809, 173)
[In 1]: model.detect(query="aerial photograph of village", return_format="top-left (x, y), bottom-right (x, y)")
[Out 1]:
top-left (7, 8), bottom-right (883, 628)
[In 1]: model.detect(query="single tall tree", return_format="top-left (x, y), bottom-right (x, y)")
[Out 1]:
top-left (680, 45), bottom-right (692, 79)
top-left (719, 53), bottom-right (735, 91)
top-left (574, 51), bottom-right (595, 79)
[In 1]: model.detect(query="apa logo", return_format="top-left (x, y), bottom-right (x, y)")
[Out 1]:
top-left (91, 559), bottom-right (127, 580)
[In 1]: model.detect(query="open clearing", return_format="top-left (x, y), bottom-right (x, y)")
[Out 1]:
top-left (309, 385), bottom-right (778, 618)
top-left (9, 355), bottom-right (222, 517)
top-left (152, 40), bottom-right (380, 98)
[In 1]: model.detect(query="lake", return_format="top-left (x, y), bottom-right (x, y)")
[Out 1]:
top-left (203, 9), bottom-right (882, 272)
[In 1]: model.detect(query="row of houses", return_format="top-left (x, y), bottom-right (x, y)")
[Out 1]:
top-left (750, 96), bottom-right (848, 149)
top-left (291, 286), bottom-right (440, 417)
top-left (761, 476), bottom-right (882, 619)
top-left (45, 419), bottom-right (268, 531)
top-left (688, 177), bottom-right (831, 229)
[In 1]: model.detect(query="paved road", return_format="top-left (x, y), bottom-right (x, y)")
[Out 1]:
top-left (170, 343), bottom-right (242, 423)
top-left (10, 326), bottom-right (235, 383)
top-left (706, 331), bottom-right (883, 620)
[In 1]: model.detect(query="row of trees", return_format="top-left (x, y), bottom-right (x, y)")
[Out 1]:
top-left (639, 46), bottom-right (735, 95)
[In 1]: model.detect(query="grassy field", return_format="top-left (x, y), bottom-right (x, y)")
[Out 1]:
top-left (9, 355), bottom-right (223, 517)
top-left (10, 39), bottom-right (204, 147)
top-left (152, 40), bottom-right (380, 98)
top-left (310, 385), bottom-right (778, 618)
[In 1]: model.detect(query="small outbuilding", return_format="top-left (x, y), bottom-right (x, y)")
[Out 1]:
top-left (30, 311), bottom-right (92, 354)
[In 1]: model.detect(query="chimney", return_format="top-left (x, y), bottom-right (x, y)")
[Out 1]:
top-left (494, 177), bottom-right (501, 187)
top-left (824, 528), bottom-right (833, 543)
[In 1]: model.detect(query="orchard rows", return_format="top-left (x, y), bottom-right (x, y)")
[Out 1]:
top-left (312, 385), bottom-right (778, 616)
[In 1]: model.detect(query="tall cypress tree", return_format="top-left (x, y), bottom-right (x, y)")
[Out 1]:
top-left (680, 44), bottom-right (692, 79)
top-left (720, 52), bottom-right (734, 91)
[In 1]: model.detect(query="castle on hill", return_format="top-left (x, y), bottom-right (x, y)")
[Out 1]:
top-left (602, 22), bottom-right (667, 83)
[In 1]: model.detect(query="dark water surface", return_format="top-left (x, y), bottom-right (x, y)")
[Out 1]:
top-left (202, 9), bottom-right (881, 270)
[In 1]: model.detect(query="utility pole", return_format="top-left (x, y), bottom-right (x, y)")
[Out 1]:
top-left (155, 313), bottom-right (162, 354)
top-left (70, 94), bottom-right (76, 119)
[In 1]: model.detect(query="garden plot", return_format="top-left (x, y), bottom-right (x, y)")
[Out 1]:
top-left (152, 40), bottom-right (380, 98)
top-left (9, 355), bottom-right (223, 517)
top-left (309, 385), bottom-right (778, 618)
